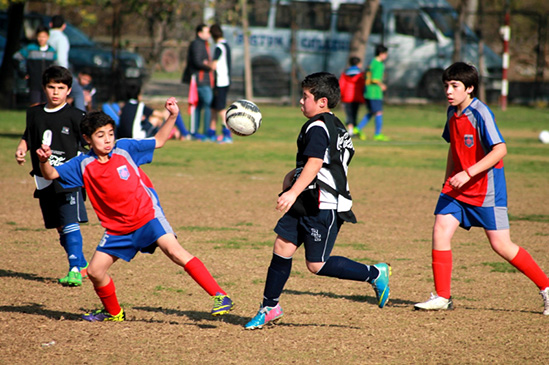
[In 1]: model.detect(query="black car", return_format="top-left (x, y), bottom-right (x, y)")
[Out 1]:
top-left (0, 11), bottom-right (148, 104)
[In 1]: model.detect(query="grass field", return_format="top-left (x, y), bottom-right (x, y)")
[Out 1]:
top-left (0, 103), bottom-right (548, 364)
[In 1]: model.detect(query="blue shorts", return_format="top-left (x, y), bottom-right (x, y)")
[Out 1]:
top-left (37, 184), bottom-right (88, 229)
top-left (434, 193), bottom-right (509, 230)
top-left (274, 209), bottom-right (342, 263)
top-left (97, 216), bottom-right (174, 262)
top-left (365, 99), bottom-right (383, 113)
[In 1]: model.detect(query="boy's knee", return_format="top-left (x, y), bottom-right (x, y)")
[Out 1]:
top-left (306, 261), bottom-right (324, 274)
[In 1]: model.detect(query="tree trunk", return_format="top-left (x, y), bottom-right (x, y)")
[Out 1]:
top-left (452, 0), bottom-right (467, 63)
top-left (241, 0), bottom-right (253, 100)
top-left (0, 2), bottom-right (25, 108)
top-left (349, 0), bottom-right (380, 59)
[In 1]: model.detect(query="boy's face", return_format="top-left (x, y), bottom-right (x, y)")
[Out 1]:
top-left (36, 31), bottom-right (49, 47)
top-left (444, 80), bottom-right (474, 109)
top-left (198, 27), bottom-right (210, 41)
top-left (44, 81), bottom-right (71, 108)
top-left (84, 124), bottom-right (115, 157)
top-left (300, 89), bottom-right (326, 118)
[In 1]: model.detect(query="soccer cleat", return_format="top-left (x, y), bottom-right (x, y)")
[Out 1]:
top-left (80, 263), bottom-right (89, 279)
top-left (244, 303), bottom-right (284, 330)
top-left (218, 136), bottom-right (233, 144)
top-left (414, 293), bottom-right (454, 311)
top-left (371, 263), bottom-right (391, 308)
top-left (373, 133), bottom-right (390, 141)
top-left (353, 127), bottom-right (366, 141)
top-left (82, 308), bottom-right (125, 322)
top-left (58, 270), bottom-right (82, 287)
top-left (211, 293), bottom-right (235, 316)
top-left (540, 287), bottom-right (549, 316)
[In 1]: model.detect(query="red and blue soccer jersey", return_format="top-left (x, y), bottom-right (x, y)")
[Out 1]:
top-left (56, 139), bottom-right (161, 235)
top-left (441, 98), bottom-right (507, 207)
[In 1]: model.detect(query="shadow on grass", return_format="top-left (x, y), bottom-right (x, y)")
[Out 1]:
top-left (134, 306), bottom-right (245, 328)
top-left (0, 303), bottom-right (82, 320)
top-left (0, 132), bottom-right (23, 140)
top-left (284, 288), bottom-right (418, 307)
top-left (0, 268), bottom-right (57, 283)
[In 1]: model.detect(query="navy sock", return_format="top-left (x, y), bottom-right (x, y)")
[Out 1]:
top-left (61, 223), bottom-right (86, 269)
top-left (316, 256), bottom-right (379, 283)
top-left (262, 253), bottom-right (292, 308)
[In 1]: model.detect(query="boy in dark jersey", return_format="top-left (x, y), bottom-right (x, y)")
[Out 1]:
top-left (36, 97), bottom-right (234, 322)
top-left (244, 72), bottom-right (391, 330)
top-left (15, 65), bottom-right (88, 287)
top-left (414, 62), bottom-right (549, 315)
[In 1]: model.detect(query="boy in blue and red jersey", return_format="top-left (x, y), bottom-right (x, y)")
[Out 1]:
top-left (37, 97), bottom-right (234, 321)
top-left (414, 62), bottom-right (549, 315)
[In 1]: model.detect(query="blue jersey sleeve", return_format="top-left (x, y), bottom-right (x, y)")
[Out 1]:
top-left (55, 155), bottom-right (85, 189)
top-left (115, 138), bottom-right (156, 166)
top-left (303, 125), bottom-right (329, 159)
top-left (473, 106), bottom-right (504, 148)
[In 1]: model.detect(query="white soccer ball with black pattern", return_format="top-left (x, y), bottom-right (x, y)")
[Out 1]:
top-left (225, 100), bottom-right (262, 136)
top-left (539, 130), bottom-right (549, 144)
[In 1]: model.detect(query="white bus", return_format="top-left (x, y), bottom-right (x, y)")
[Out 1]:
top-left (210, 0), bottom-right (501, 100)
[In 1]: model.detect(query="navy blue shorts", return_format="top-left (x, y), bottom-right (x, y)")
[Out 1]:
top-left (212, 86), bottom-right (230, 111)
top-left (37, 184), bottom-right (88, 229)
top-left (97, 216), bottom-right (174, 262)
top-left (434, 193), bottom-right (509, 230)
top-left (274, 209), bottom-right (342, 263)
top-left (365, 99), bottom-right (383, 113)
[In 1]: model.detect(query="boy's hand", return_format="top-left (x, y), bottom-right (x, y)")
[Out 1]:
top-left (36, 144), bottom-right (53, 163)
top-left (276, 190), bottom-right (298, 213)
top-left (15, 148), bottom-right (26, 165)
top-left (449, 170), bottom-right (471, 190)
top-left (165, 97), bottom-right (179, 116)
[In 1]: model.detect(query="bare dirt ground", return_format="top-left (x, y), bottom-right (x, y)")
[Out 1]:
top-left (1, 133), bottom-right (548, 364)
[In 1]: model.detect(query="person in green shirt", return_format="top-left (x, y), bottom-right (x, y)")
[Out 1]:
top-left (354, 45), bottom-right (389, 141)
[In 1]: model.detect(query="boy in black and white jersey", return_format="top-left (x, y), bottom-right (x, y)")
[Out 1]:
top-left (244, 72), bottom-right (391, 330)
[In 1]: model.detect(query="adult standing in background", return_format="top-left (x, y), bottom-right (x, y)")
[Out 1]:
top-left (48, 15), bottom-right (70, 69)
top-left (208, 24), bottom-right (232, 143)
top-left (182, 24), bottom-right (213, 140)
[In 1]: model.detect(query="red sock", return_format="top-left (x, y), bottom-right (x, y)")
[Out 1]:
top-left (432, 250), bottom-right (452, 299)
top-left (95, 277), bottom-right (122, 316)
top-left (510, 247), bottom-right (549, 290)
top-left (184, 257), bottom-right (226, 296)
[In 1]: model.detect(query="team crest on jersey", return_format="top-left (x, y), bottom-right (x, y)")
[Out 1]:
top-left (464, 134), bottom-right (474, 148)
top-left (61, 126), bottom-right (70, 135)
top-left (117, 165), bottom-right (130, 180)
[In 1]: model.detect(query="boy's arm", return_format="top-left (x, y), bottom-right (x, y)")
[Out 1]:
top-left (276, 157), bottom-right (323, 213)
top-left (15, 139), bottom-right (28, 165)
top-left (36, 144), bottom-right (60, 180)
top-left (154, 97), bottom-right (179, 149)
top-left (449, 142), bottom-right (507, 189)
top-left (282, 169), bottom-right (296, 191)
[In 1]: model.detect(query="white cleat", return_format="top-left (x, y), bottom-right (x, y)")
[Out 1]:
top-left (414, 293), bottom-right (454, 311)
top-left (540, 287), bottom-right (549, 316)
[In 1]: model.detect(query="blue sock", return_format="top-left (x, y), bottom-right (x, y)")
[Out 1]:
top-left (175, 113), bottom-right (189, 136)
top-left (357, 113), bottom-right (372, 130)
top-left (206, 128), bottom-right (216, 138)
top-left (61, 223), bottom-right (86, 269)
top-left (374, 114), bottom-right (383, 135)
top-left (222, 127), bottom-right (232, 138)
top-left (316, 256), bottom-right (379, 283)
top-left (262, 253), bottom-right (292, 308)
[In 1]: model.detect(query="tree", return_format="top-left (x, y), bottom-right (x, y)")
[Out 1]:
top-left (0, 1), bottom-right (25, 108)
top-left (349, 0), bottom-right (380, 59)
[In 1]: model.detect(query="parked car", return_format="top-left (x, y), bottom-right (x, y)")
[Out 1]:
top-left (0, 11), bottom-right (148, 104)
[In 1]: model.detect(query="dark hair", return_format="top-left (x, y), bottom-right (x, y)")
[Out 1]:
top-left (42, 65), bottom-right (72, 88)
top-left (210, 24), bottom-right (223, 40)
top-left (375, 44), bottom-right (388, 56)
top-left (51, 15), bottom-right (65, 29)
top-left (301, 72), bottom-right (340, 109)
top-left (81, 111), bottom-right (115, 138)
top-left (349, 56), bottom-right (361, 66)
top-left (35, 25), bottom-right (49, 36)
top-left (79, 67), bottom-right (93, 76)
top-left (442, 62), bottom-right (478, 98)
top-left (195, 23), bottom-right (208, 35)
top-left (126, 83), bottom-right (141, 100)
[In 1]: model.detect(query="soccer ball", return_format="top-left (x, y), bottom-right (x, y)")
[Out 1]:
top-left (539, 130), bottom-right (549, 144)
top-left (225, 100), bottom-right (262, 136)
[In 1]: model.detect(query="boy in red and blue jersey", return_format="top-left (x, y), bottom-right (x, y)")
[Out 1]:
top-left (37, 97), bottom-right (234, 321)
top-left (414, 62), bottom-right (549, 315)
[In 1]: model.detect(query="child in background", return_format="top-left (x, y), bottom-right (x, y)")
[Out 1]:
top-left (37, 97), bottom-right (234, 321)
top-left (414, 62), bottom-right (549, 315)
top-left (15, 65), bottom-right (88, 286)
top-left (339, 56), bottom-right (365, 136)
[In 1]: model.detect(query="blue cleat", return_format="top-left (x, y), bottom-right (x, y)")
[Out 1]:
top-left (371, 263), bottom-right (391, 308)
top-left (244, 303), bottom-right (283, 330)
top-left (211, 293), bottom-right (235, 316)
